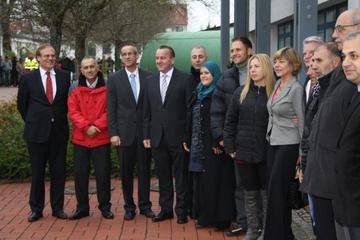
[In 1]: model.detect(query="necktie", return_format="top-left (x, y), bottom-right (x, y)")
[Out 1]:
top-left (312, 82), bottom-right (320, 98)
top-left (160, 74), bottom-right (167, 103)
top-left (129, 73), bottom-right (137, 102)
top-left (46, 71), bottom-right (53, 104)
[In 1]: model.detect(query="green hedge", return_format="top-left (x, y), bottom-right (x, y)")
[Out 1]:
top-left (0, 100), bottom-right (122, 181)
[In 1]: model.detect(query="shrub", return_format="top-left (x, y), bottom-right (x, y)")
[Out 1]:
top-left (0, 100), bottom-right (122, 181)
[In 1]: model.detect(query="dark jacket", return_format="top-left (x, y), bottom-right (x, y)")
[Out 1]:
top-left (210, 65), bottom-right (240, 142)
top-left (300, 70), bottom-right (332, 172)
top-left (68, 73), bottom-right (110, 148)
top-left (190, 66), bottom-right (200, 91)
top-left (188, 95), bottom-right (216, 172)
top-left (333, 86), bottom-right (360, 226)
top-left (107, 68), bottom-right (151, 146)
top-left (17, 68), bottom-right (71, 143)
top-left (223, 83), bottom-right (268, 163)
top-left (143, 68), bottom-right (192, 148)
top-left (300, 67), bottom-right (355, 199)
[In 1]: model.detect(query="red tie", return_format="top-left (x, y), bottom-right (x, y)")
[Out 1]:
top-left (46, 71), bottom-right (53, 104)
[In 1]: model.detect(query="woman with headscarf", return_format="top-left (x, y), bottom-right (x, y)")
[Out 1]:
top-left (184, 60), bottom-right (236, 229)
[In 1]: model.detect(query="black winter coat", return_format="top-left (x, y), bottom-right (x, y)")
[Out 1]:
top-left (333, 85), bottom-right (360, 226)
top-left (300, 67), bottom-right (356, 199)
top-left (223, 83), bottom-right (268, 163)
top-left (300, 70), bottom-right (332, 172)
top-left (210, 65), bottom-right (240, 142)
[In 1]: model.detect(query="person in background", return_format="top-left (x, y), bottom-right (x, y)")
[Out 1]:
top-left (189, 46), bottom-right (208, 90)
top-left (224, 54), bottom-right (275, 240)
top-left (3, 56), bottom-right (13, 86)
top-left (264, 47), bottom-right (304, 240)
top-left (184, 60), bottom-right (235, 229)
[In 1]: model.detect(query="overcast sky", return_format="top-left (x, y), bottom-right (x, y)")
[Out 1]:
top-left (187, 0), bottom-right (234, 32)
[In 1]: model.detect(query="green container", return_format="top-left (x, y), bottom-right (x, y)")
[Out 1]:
top-left (140, 30), bottom-right (233, 73)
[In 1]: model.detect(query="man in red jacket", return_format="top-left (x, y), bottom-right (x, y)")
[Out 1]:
top-left (67, 57), bottom-right (113, 220)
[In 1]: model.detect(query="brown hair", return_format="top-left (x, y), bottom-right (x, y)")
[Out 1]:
top-left (273, 47), bottom-right (302, 76)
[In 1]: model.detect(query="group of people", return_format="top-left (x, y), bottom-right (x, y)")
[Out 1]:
top-left (0, 55), bottom-right (24, 87)
top-left (16, 7), bottom-right (360, 240)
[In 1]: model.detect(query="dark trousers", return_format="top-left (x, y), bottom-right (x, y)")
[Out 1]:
top-left (237, 162), bottom-right (267, 191)
top-left (27, 135), bottom-right (67, 213)
top-left (234, 162), bottom-right (247, 226)
top-left (312, 195), bottom-right (337, 240)
top-left (152, 137), bottom-right (188, 218)
top-left (118, 140), bottom-right (152, 212)
top-left (264, 144), bottom-right (298, 240)
top-left (73, 144), bottom-right (111, 212)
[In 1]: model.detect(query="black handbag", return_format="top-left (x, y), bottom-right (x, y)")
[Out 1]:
top-left (288, 167), bottom-right (306, 210)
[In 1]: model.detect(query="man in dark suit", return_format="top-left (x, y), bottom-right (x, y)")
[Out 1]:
top-left (17, 44), bottom-right (70, 222)
top-left (333, 30), bottom-right (360, 240)
top-left (143, 45), bottom-right (191, 224)
top-left (107, 44), bottom-right (154, 220)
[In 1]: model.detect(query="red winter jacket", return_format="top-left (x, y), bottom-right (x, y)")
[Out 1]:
top-left (68, 85), bottom-right (110, 148)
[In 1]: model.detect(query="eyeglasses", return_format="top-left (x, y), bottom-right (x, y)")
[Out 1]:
top-left (334, 24), bottom-right (358, 33)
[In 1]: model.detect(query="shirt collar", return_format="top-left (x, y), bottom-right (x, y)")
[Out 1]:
top-left (160, 67), bottom-right (174, 79)
top-left (357, 84), bottom-right (360, 93)
top-left (86, 77), bottom-right (98, 89)
top-left (125, 67), bottom-right (139, 78)
top-left (39, 67), bottom-right (56, 76)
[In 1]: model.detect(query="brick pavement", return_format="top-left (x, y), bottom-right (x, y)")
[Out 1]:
top-left (0, 179), bottom-right (245, 240)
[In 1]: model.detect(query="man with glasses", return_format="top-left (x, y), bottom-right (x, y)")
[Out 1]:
top-left (17, 44), bottom-right (71, 222)
top-left (332, 8), bottom-right (360, 51)
top-left (107, 44), bottom-right (154, 220)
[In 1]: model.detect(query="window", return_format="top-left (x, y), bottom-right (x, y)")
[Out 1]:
top-left (278, 21), bottom-right (294, 49)
top-left (318, 3), bottom-right (347, 41)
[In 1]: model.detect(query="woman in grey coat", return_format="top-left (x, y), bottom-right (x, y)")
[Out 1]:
top-left (264, 47), bottom-right (304, 240)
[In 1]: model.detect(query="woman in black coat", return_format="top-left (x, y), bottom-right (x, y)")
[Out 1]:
top-left (184, 60), bottom-right (236, 229)
top-left (224, 54), bottom-right (275, 240)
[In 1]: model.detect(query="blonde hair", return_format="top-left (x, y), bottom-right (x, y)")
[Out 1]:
top-left (240, 54), bottom-right (275, 103)
top-left (273, 47), bottom-right (302, 76)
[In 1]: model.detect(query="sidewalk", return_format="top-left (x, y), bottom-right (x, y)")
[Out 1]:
top-left (0, 86), bottom-right (18, 102)
top-left (0, 179), bottom-right (245, 240)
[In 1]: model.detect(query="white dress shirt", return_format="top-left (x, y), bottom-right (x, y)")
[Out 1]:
top-left (39, 67), bottom-right (57, 99)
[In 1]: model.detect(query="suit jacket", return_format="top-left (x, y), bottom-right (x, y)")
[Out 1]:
top-left (333, 87), bottom-right (360, 226)
top-left (17, 68), bottom-right (71, 143)
top-left (107, 68), bottom-right (152, 146)
top-left (143, 68), bottom-right (192, 148)
top-left (266, 77), bottom-right (304, 145)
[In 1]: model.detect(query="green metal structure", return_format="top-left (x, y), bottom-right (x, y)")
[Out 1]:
top-left (140, 30), bottom-right (233, 73)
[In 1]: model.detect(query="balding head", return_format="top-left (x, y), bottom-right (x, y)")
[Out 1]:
top-left (332, 9), bottom-right (360, 51)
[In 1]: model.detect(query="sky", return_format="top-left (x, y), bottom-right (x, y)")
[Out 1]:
top-left (187, 0), bottom-right (234, 32)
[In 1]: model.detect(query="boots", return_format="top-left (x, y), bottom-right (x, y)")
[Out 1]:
top-left (258, 189), bottom-right (267, 240)
top-left (244, 190), bottom-right (261, 240)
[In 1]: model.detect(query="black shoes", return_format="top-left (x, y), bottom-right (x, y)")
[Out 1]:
top-left (152, 211), bottom-right (174, 222)
top-left (124, 210), bottom-right (136, 220)
top-left (140, 209), bottom-right (155, 218)
top-left (177, 217), bottom-right (188, 224)
top-left (225, 222), bottom-right (247, 236)
top-left (101, 210), bottom-right (114, 219)
top-left (69, 210), bottom-right (90, 220)
top-left (28, 212), bottom-right (43, 222)
top-left (52, 210), bottom-right (68, 220)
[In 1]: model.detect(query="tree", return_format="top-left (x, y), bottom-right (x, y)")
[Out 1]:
top-left (20, 0), bottom-right (77, 57)
top-left (63, 0), bottom-right (109, 72)
top-left (0, 0), bottom-right (16, 52)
